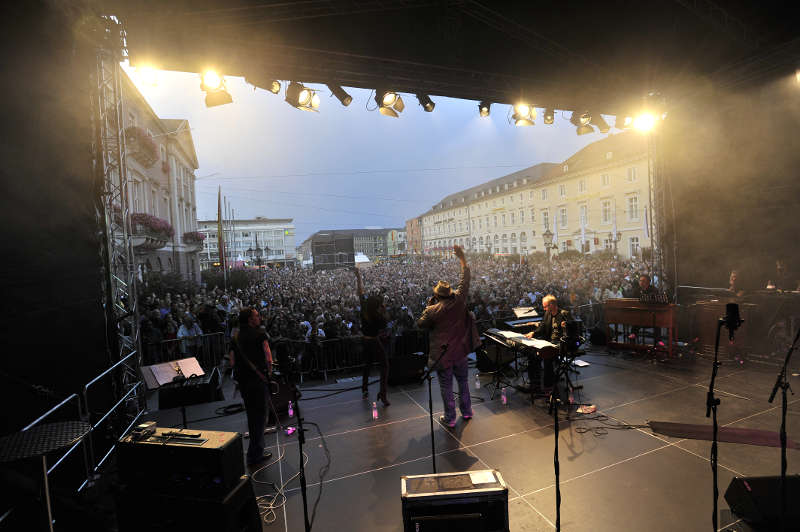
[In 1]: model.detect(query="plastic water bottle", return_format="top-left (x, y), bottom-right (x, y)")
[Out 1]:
top-left (288, 401), bottom-right (294, 418)
top-left (501, 387), bottom-right (507, 405)
top-left (568, 393), bottom-right (574, 404)
top-left (372, 401), bottom-right (378, 420)
top-left (475, 373), bottom-right (480, 389)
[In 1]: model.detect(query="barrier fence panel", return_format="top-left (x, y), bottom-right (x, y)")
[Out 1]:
top-left (143, 332), bottom-right (227, 370)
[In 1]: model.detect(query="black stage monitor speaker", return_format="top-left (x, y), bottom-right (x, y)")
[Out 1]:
top-left (118, 428), bottom-right (245, 498)
top-left (388, 352), bottom-right (427, 385)
top-left (724, 475), bottom-right (800, 530)
top-left (401, 470), bottom-right (509, 532)
top-left (116, 474), bottom-right (260, 532)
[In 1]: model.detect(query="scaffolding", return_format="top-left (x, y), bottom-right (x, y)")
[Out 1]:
top-left (89, 16), bottom-right (143, 435)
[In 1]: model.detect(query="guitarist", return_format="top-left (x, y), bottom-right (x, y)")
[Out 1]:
top-left (231, 307), bottom-right (274, 466)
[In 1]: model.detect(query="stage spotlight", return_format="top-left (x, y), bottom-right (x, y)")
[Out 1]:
top-left (416, 93), bottom-right (435, 112)
top-left (328, 84), bottom-right (353, 106)
top-left (286, 82), bottom-right (319, 111)
top-left (269, 80), bottom-right (281, 94)
top-left (512, 103), bottom-right (535, 126)
top-left (478, 101), bottom-right (491, 117)
top-left (616, 115), bottom-right (632, 129)
top-left (570, 111), bottom-right (594, 135)
top-left (633, 112), bottom-right (657, 132)
top-left (200, 70), bottom-right (233, 107)
top-left (136, 65), bottom-right (158, 86)
top-left (375, 89), bottom-right (405, 117)
top-left (591, 114), bottom-right (610, 134)
top-left (202, 70), bottom-right (223, 91)
top-left (543, 108), bottom-right (555, 124)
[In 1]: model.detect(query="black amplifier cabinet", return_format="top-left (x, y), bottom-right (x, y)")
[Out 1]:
top-left (116, 474), bottom-right (260, 532)
top-left (401, 470), bottom-right (509, 532)
top-left (158, 371), bottom-right (221, 410)
top-left (117, 428), bottom-right (244, 498)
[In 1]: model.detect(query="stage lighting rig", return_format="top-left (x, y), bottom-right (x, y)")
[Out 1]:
top-left (616, 115), bottom-right (632, 129)
top-left (286, 82), bottom-right (320, 111)
top-left (268, 80), bottom-right (281, 94)
top-left (512, 103), bottom-right (535, 126)
top-left (478, 101), bottom-right (491, 117)
top-left (328, 84), bottom-right (353, 106)
top-left (375, 89), bottom-right (405, 117)
top-left (633, 112), bottom-right (657, 132)
top-left (416, 93), bottom-right (435, 112)
top-left (201, 70), bottom-right (232, 107)
top-left (570, 111), bottom-right (594, 135)
top-left (543, 108), bottom-right (555, 124)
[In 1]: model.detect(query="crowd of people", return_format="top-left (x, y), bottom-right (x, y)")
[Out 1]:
top-left (137, 251), bottom-right (654, 351)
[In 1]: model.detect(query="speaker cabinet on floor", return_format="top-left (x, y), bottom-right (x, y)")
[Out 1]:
top-left (724, 475), bottom-right (800, 530)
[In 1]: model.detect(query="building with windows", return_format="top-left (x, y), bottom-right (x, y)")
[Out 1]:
top-left (301, 228), bottom-right (406, 261)
top-left (418, 132), bottom-right (650, 259)
top-left (405, 216), bottom-right (423, 255)
top-left (122, 69), bottom-right (201, 281)
top-left (197, 217), bottom-right (296, 269)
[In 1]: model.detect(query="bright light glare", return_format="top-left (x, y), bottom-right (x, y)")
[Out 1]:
top-left (579, 113), bottom-right (591, 126)
top-left (202, 70), bottom-right (222, 91)
top-left (136, 65), bottom-right (158, 86)
top-left (382, 92), bottom-right (398, 107)
top-left (633, 112), bottom-right (657, 132)
top-left (515, 103), bottom-right (530, 117)
top-left (311, 93), bottom-right (321, 109)
top-left (298, 88), bottom-right (312, 106)
top-left (270, 81), bottom-right (281, 94)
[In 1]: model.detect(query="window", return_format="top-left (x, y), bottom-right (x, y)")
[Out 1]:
top-left (512, 246), bottom-right (517, 254)
top-left (627, 195), bottom-right (639, 220)
top-left (520, 232), bottom-right (527, 242)
top-left (504, 183), bottom-right (508, 190)
top-left (578, 179), bottom-right (586, 193)
top-left (494, 235), bottom-right (499, 245)
top-left (479, 236), bottom-right (483, 245)
top-left (559, 184), bottom-right (566, 198)
top-left (501, 214), bottom-right (506, 225)
top-left (519, 210), bottom-right (524, 224)
top-left (606, 151), bottom-right (613, 160)
top-left (601, 173), bottom-right (610, 186)
top-left (604, 238), bottom-right (613, 250)
top-left (627, 167), bottom-right (637, 182)
top-left (530, 209), bottom-right (535, 222)
top-left (563, 164), bottom-right (569, 172)
top-left (510, 233), bottom-right (517, 243)
top-left (559, 207), bottom-right (568, 228)
top-left (478, 219), bottom-right (482, 229)
top-left (602, 200), bottom-right (612, 224)
top-left (502, 234), bottom-right (508, 244)
top-left (629, 236), bottom-right (640, 256)
top-left (510, 212), bottom-right (515, 224)
top-left (541, 189), bottom-right (548, 201)
top-left (128, 112), bottom-right (137, 127)
top-left (542, 211), bottom-right (549, 230)
top-left (579, 204), bottom-right (587, 226)
top-left (529, 191), bottom-right (534, 199)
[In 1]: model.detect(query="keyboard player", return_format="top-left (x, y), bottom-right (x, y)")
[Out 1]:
top-left (525, 295), bottom-right (571, 396)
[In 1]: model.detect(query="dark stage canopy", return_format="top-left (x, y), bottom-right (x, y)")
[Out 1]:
top-left (114, 0), bottom-right (799, 116)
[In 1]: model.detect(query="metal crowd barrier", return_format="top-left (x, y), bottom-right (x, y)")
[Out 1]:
top-left (143, 332), bottom-right (227, 370)
top-left (271, 330), bottom-right (429, 382)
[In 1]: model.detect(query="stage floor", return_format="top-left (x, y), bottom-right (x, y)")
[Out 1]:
top-left (144, 347), bottom-right (799, 532)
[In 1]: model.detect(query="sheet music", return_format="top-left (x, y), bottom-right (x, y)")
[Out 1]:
top-left (512, 306), bottom-right (538, 318)
top-left (177, 357), bottom-right (205, 378)
top-left (515, 338), bottom-right (557, 350)
top-left (487, 328), bottom-right (525, 340)
top-left (150, 362), bottom-right (181, 386)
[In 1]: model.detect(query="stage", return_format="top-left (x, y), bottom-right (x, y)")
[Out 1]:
top-left (144, 347), bottom-right (799, 531)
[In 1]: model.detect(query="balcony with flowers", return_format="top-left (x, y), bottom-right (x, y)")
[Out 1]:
top-left (125, 126), bottom-right (159, 168)
top-left (182, 231), bottom-right (206, 251)
top-left (130, 213), bottom-right (173, 250)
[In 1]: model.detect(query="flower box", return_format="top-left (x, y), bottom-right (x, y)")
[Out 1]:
top-left (125, 127), bottom-right (159, 168)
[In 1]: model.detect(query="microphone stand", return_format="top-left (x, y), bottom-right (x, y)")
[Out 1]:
top-left (706, 318), bottom-right (724, 532)
top-left (292, 386), bottom-right (312, 532)
top-left (419, 344), bottom-right (449, 473)
top-left (767, 324), bottom-right (799, 532)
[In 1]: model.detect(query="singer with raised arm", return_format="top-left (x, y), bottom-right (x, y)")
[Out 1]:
top-left (416, 245), bottom-right (479, 428)
top-left (525, 295), bottom-right (571, 396)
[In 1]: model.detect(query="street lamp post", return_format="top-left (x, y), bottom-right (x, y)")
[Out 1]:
top-left (608, 231), bottom-right (622, 255)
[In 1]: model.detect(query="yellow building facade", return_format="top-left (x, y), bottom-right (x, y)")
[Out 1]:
top-left (420, 132), bottom-right (651, 259)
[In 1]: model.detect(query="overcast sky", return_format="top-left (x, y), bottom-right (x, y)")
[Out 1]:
top-left (123, 63), bottom-right (603, 242)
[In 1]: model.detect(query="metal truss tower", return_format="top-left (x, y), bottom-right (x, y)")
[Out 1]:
top-left (647, 130), bottom-right (668, 297)
top-left (89, 17), bottom-right (142, 414)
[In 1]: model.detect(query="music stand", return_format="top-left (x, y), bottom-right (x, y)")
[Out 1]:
top-left (481, 332), bottom-right (519, 400)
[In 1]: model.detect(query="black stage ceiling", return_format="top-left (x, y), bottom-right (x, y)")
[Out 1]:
top-left (114, 0), bottom-right (799, 116)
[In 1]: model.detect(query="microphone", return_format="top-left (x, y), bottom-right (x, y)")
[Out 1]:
top-left (724, 303), bottom-right (742, 341)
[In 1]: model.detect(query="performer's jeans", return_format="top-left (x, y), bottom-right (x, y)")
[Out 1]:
top-left (362, 337), bottom-right (389, 398)
top-left (240, 379), bottom-right (267, 464)
top-left (437, 358), bottom-right (472, 423)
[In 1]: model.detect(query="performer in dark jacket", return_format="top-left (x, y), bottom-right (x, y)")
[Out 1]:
top-left (354, 267), bottom-right (390, 406)
top-left (231, 307), bottom-right (273, 466)
top-left (417, 245), bottom-right (479, 427)
top-left (526, 294), bottom-right (571, 393)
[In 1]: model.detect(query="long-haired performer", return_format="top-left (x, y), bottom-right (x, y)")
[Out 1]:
top-left (355, 267), bottom-right (391, 406)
